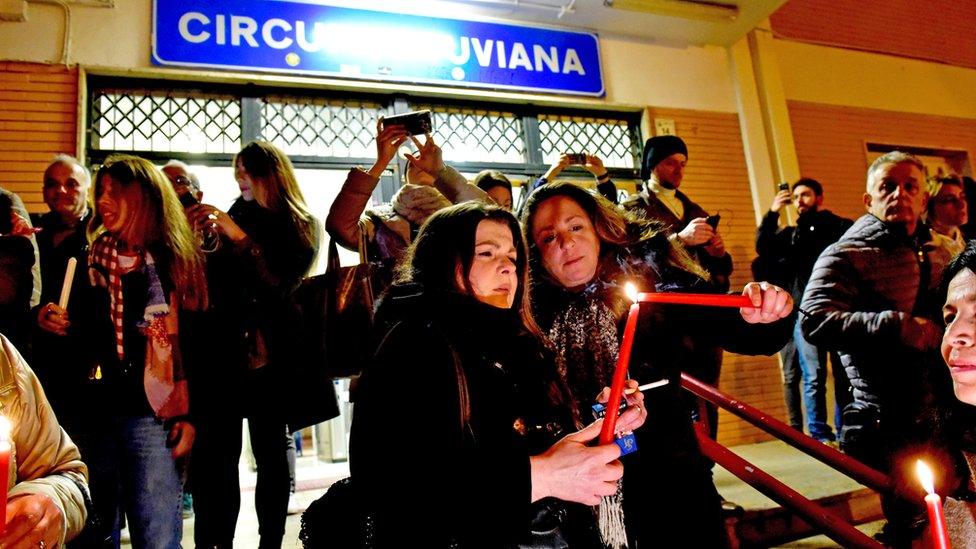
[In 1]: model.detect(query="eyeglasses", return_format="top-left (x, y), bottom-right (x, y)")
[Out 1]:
top-left (171, 176), bottom-right (191, 187)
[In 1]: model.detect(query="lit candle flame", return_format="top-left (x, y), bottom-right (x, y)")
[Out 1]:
top-left (624, 282), bottom-right (638, 303)
top-left (916, 459), bottom-right (936, 495)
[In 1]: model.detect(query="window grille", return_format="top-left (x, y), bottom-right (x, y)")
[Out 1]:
top-left (414, 104), bottom-right (526, 164)
top-left (538, 114), bottom-right (639, 169)
top-left (261, 96), bottom-right (383, 158)
top-left (90, 90), bottom-right (241, 154)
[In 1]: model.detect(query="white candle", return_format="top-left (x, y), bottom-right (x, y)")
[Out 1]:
top-left (58, 257), bottom-right (77, 310)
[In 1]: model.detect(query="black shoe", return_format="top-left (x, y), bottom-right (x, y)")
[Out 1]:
top-left (720, 498), bottom-right (745, 518)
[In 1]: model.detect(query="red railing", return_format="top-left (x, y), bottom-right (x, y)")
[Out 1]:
top-left (680, 373), bottom-right (889, 549)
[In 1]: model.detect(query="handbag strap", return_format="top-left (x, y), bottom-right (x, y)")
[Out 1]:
top-left (326, 220), bottom-right (371, 275)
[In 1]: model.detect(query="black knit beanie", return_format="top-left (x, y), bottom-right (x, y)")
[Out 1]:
top-left (640, 135), bottom-right (688, 181)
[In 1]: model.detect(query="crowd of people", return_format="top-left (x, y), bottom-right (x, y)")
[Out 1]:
top-left (0, 116), bottom-right (974, 549)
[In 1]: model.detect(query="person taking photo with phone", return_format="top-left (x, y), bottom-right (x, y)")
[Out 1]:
top-left (620, 135), bottom-right (735, 509)
top-left (756, 178), bottom-right (853, 443)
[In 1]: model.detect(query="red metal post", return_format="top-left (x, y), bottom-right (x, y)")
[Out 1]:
top-left (697, 435), bottom-right (884, 549)
top-left (680, 373), bottom-right (893, 494)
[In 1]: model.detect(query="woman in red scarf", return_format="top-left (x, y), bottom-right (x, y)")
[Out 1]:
top-left (84, 155), bottom-right (206, 548)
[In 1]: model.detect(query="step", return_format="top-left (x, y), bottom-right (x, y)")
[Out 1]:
top-left (714, 440), bottom-right (883, 547)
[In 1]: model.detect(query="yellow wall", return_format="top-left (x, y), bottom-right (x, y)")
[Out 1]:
top-left (774, 38), bottom-right (976, 120)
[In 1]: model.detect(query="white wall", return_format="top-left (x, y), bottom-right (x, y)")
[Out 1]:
top-left (775, 38), bottom-right (976, 119)
top-left (0, 1), bottom-right (738, 113)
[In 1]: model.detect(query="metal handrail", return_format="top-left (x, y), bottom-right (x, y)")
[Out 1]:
top-left (678, 372), bottom-right (896, 548)
top-left (681, 373), bottom-right (893, 494)
top-left (696, 435), bottom-right (884, 549)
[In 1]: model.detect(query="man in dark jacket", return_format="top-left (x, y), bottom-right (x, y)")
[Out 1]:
top-left (30, 155), bottom-right (99, 430)
top-left (622, 136), bottom-right (732, 409)
top-left (801, 151), bottom-right (952, 545)
top-left (756, 178), bottom-right (852, 442)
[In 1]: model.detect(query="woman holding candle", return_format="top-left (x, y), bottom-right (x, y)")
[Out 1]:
top-left (85, 155), bottom-right (207, 548)
top-left (349, 201), bottom-right (647, 547)
top-left (935, 239), bottom-right (976, 546)
top-left (522, 181), bottom-right (793, 548)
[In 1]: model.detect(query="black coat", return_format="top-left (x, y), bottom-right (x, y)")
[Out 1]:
top-left (29, 212), bottom-right (102, 426)
top-left (532, 235), bottom-right (792, 548)
top-left (351, 285), bottom-right (599, 548)
top-left (755, 208), bottom-right (852, 302)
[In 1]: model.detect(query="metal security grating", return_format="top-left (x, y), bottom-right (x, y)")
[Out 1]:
top-left (416, 105), bottom-right (526, 164)
top-left (262, 97), bottom-right (384, 159)
top-left (539, 114), bottom-right (639, 169)
top-left (90, 90), bottom-right (242, 154)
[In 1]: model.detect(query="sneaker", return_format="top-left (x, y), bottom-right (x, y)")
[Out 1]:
top-left (182, 492), bottom-right (194, 519)
top-left (287, 493), bottom-right (305, 515)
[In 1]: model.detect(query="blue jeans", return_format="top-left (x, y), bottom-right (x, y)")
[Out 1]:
top-left (778, 337), bottom-right (803, 432)
top-left (794, 319), bottom-right (835, 441)
top-left (77, 414), bottom-right (183, 549)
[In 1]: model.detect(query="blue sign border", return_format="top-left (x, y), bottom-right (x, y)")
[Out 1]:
top-left (151, 1), bottom-right (605, 97)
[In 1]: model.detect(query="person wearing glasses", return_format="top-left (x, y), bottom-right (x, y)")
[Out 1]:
top-left (926, 174), bottom-right (969, 259)
top-left (801, 151), bottom-right (954, 546)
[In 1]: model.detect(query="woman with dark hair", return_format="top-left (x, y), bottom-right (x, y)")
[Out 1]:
top-left (85, 154), bottom-right (207, 547)
top-left (473, 169), bottom-right (514, 210)
top-left (936, 240), bottom-right (976, 545)
top-left (350, 201), bottom-right (646, 547)
top-left (186, 140), bottom-right (324, 549)
top-left (522, 181), bottom-right (793, 548)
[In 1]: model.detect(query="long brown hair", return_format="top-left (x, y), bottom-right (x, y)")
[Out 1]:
top-left (521, 181), bottom-right (708, 288)
top-left (90, 155), bottom-right (208, 311)
top-left (397, 201), bottom-right (543, 339)
top-left (234, 141), bottom-right (316, 249)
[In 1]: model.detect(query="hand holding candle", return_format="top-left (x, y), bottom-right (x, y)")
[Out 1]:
top-left (57, 257), bottom-right (77, 311)
top-left (599, 283), bottom-right (641, 446)
top-left (916, 459), bottom-right (950, 549)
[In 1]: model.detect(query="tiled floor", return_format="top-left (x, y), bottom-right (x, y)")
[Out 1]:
top-left (121, 454), bottom-right (348, 548)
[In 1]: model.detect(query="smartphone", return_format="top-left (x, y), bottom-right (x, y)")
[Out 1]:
top-left (566, 153), bottom-right (587, 165)
top-left (178, 192), bottom-right (199, 208)
top-left (778, 182), bottom-right (790, 192)
top-left (705, 214), bottom-right (721, 229)
top-left (382, 110), bottom-right (433, 136)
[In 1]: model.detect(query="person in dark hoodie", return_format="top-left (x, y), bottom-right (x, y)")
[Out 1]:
top-left (350, 201), bottom-right (647, 548)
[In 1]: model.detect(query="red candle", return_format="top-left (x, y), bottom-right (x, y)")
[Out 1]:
top-left (637, 292), bottom-right (756, 308)
top-left (916, 460), bottom-right (950, 549)
top-left (0, 416), bottom-right (11, 533)
top-left (599, 283), bottom-right (640, 445)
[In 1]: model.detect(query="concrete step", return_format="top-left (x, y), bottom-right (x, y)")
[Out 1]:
top-left (714, 440), bottom-right (884, 548)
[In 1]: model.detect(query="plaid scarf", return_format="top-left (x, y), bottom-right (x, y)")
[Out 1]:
top-left (89, 233), bottom-right (189, 419)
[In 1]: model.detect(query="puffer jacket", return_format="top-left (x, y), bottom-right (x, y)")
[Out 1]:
top-left (800, 214), bottom-right (949, 424)
top-left (0, 334), bottom-right (88, 545)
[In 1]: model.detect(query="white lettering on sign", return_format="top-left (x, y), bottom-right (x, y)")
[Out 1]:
top-left (295, 20), bottom-right (325, 52)
top-left (533, 45), bottom-right (558, 72)
top-left (563, 49), bottom-right (585, 75)
top-left (509, 43), bottom-right (532, 71)
top-left (230, 15), bottom-right (259, 47)
top-left (262, 18), bottom-right (293, 49)
top-left (178, 12), bottom-right (210, 43)
top-left (172, 12), bottom-right (592, 77)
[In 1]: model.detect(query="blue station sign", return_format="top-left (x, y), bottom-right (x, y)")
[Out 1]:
top-left (152, 0), bottom-right (605, 97)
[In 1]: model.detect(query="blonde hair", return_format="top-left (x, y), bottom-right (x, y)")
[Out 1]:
top-left (91, 155), bottom-right (208, 311)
